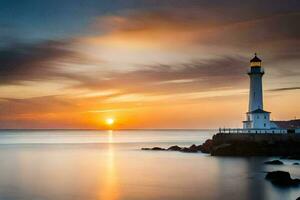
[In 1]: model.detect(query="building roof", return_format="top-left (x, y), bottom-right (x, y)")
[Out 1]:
top-left (247, 108), bottom-right (270, 114)
top-left (250, 53), bottom-right (262, 62)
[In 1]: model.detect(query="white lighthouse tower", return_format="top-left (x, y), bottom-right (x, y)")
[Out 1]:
top-left (243, 54), bottom-right (271, 129)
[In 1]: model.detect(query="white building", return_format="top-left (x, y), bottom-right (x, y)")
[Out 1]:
top-left (243, 54), bottom-right (272, 129)
top-left (219, 54), bottom-right (298, 134)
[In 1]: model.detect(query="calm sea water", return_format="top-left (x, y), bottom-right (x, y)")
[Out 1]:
top-left (0, 130), bottom-right (299, 200)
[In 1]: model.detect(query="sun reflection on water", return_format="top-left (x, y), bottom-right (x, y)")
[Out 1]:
top-left (99, 130), bottom-right (119, 200)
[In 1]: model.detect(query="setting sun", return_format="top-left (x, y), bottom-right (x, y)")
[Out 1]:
top-left (105, 118), bottom-right (115, 126)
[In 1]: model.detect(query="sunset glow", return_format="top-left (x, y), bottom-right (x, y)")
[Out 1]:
top-left (0, 1), bottom-right (299, 129)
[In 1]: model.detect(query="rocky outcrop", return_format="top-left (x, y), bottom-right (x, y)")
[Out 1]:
top-left (179, 147), bottom-right (196, 153)
top-left (167, 145), bottom-right (182, 151)
top-left (141, 144), bottom-right (204, 153)
top-left (210, 141), bottom-right (300, 156)
top-left (199, 139), bottom-right (213, 153)
top-left (265, 171), bottom-right (300, 187)
top-left (141, 147), bottom-right (165, 151)
top-left (141, 133), bottom-right (300, 157)
top-left (264, 160), bottom-right (284, 165)
top-left (208, 133), bottom-right (300, 156)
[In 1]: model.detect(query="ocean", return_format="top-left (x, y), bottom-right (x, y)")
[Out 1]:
top-left (0, 130), bottom-right (299, 200)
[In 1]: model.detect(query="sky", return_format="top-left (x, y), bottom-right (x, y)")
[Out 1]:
top-left (0, 0), bottom-right (299, 129)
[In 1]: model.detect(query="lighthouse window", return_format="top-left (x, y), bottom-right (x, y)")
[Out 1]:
top-left (257, 116), bottom-right (259, 119)
top-left (264, 115), bottom-right (266, 119)
top-left (264, 123), bottom-right (266, 127)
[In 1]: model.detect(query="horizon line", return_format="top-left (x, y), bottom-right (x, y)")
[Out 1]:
top-left (0, 128), bottom-right (218, 131)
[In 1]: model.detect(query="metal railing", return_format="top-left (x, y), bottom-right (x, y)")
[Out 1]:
top-left (218, 128), bottom-right (287, 134)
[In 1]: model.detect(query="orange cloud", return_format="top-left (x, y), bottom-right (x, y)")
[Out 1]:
top-left (1, 8), bottom-right (299, 129)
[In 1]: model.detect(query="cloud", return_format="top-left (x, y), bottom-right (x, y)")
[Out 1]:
top-left (77, 7), bottom-right (300, 84)
top-left (2, 5), bottom-right (299, 86)
top-left (0, 95), bottom-right (89, 129)
top-left (88, 8), bottom-right (300, 51)
top-left (80, 7), bottom-right (300, 82)
top-left (267, 87), bottom-right (300, 92)
top-left (0, 95), bottom-right (75, 113)
top-left (0, 40), bottom-right (78, 84)
top-left (74, 56), bottom-right (248, 95)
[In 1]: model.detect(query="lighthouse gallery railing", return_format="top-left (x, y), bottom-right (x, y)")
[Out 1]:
top-left (218, 128), bottom-right (287, 134)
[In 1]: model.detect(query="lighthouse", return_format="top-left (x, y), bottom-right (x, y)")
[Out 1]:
top-left (243, 54), bottom-right (271, 129)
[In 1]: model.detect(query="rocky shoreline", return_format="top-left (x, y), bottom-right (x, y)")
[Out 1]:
top-left (142, 144), bottom-right (206, 153)
top-left (209, 133), bottom-right (300, 157)
top-left (142, 133), bottom-right (300, 157)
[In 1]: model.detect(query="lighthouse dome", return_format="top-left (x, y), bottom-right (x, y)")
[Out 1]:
top-left (250, 53), bottom-right (262, 67)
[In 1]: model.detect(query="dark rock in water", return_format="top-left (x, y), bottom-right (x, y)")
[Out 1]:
top-left (143, 133), bottom-right (300, 157)
top-left (189, 144), bottom-right (200, 151)
top-left (265, 171), bottom-right (300, 187)
top-left (296, 197), bottom-right (300, 200)
top-left (293, 162), bottom-right (299, 165)
top-left (180, 147), bottom-right (198, 153)
top-left (206, 133), bottom-right (300, 156)
top-left (167, 145), bottom-right (182, 151)
top-left (167, 144), bottom-right (202, 153)
top-left (211, 143), bottom-right (235, 156)
top-left (141, 147), bottom-right (165, 151)
top-left (142, 144), bottom-right (203, 153)
top-left (264, 160), bottom-right (284, 165)
top-left (151, 147), bottom-right (166, 151)
top-left (210, 140), bottom-right (300, 157)
top-left (200, 139), bottom-right (213, 153)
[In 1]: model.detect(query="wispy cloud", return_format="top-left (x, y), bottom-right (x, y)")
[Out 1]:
top-left (74, 56), bottom-right (248, 94)
top-left (0, 40), bottom-right (77, 84)
top-left (267, 87), bottom-right (300, 92)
